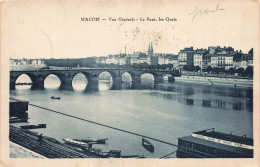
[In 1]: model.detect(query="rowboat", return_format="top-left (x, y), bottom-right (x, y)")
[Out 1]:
top-left (9, 117), bottom-right (29, 123)
top-left (74, 138), bottom-right (108, 144)
top-left (20, 124), bottom-right (47, 129)
top-left (63, 138), bottom-right (89, 147)
top-left (142, 138), bottom-right (154, 152)
top-left (82, 147), bottom-right (121, 158)
top-left (51, 96), bottom-right (60, 100)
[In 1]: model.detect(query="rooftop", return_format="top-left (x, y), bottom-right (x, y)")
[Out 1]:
top-left (205, 54), bottom-right (216, 57)
top-left (178, 135), bottom-right (253, 157)
top-left (193, 128), bottom-right (253, 145)
top-left (180, 47), bottom-right (194, 52)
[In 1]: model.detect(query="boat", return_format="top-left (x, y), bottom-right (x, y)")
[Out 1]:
top-left (107, 150), bottom-right (121, 158)
top-left (9, 117), bottom-right (29, 123)
top-left (63, 138), bottom-right (89, 148)
top-left (82, 147), bottom-right (121, 158)
top-left (177, 128), bottom-right (254, 158)
top-left (50, 96), bottom-right (60, 100)
top-left (142, 138), bottom-right (154, 152)
top-left (120, 155), bottom-right (145, 158)
top-left (82, 147), bottom-right (110, 158)
top-left (74, 138), bottom-right (108, 144)
top-left (20, 123), bottom-right (46, 129)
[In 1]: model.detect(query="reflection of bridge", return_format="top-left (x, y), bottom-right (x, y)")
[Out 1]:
top-left (10, 68), bottom-right (179, 90)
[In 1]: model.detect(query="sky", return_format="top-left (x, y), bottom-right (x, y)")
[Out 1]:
top-left (1, 0), bottom-right (259, 59)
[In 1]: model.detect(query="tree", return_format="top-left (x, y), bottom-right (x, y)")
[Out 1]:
top-left (166, 64), bottom-right (173, 70)
top-left (183, 65), bottom-right (189, 71)
top-left (228, 67), bottom-right (236, 75)
top-left (204, 66), bottom-right (212, 73)
top-left (183, 65), bottom-right (195, 71)
top-left (189, 65), bottom-right (195, 71)
top-left (213, 67), bottom-right (219, 74)
top-left (236, 68), bottom-right (244, 76)
top-left (245, 66), bottom-right (253, 77)
top-left (194, 66), bottom-right (201, 72)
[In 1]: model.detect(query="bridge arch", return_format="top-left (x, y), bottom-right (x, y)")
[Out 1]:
top-left (71, 71), bottom-right (99, 91)
top-left (43, 73), bottom-right (66, 83)
top-left (162, 72), bottom-right (176, 83)
top-left (10, 73), bottom-right (38, 90)
top-left (14, 73), bottom-right (37, 83)
top-left (122, 72), bottom-right (132, 82)
top-left (14, 74), bottom-right (34, 89)
top-left (97, 71), bottom-right (115, 91)
top-left (98, 71), bottom-right (113, 82)
top-left (71, 72), bottom-right (88, 91)
top-left (43, 73), bottom-right (62, 89)
top-left (141, 72), bottom-right (155, 83)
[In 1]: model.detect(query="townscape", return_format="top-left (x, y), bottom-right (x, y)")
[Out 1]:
top-left (10, 43), bottom-right (253, 77)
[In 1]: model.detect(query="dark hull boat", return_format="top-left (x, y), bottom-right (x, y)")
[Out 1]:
top-left (142, 138), bottom-right (154, 152)
top-left (82, 147), bottom-right (121, 158)
top-left (120, 155), bottom-right (145, 158)
top-left (9, 117), bottom-right (29, 123)
top-left (74, 138), bottom-right (108, 144)
top-left (20, 124), bottom-right (46, 129)
top-left (51, 96), bottom-right (60, 100)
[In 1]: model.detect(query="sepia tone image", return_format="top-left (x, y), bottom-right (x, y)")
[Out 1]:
top-left (1, 0), bottom-right (259, 166)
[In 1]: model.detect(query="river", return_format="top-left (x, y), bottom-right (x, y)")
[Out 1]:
top-left (10, 73), bottom-right (253, 158)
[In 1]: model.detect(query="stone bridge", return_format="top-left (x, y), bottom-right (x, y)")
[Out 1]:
top-left (10, 68), bottom-right (179, 91)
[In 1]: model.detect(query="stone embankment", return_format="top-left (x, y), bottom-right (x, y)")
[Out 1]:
top-left (175, 75), bottom-right (253, 87)
top-left (9, 125), bottom-right (98, 158)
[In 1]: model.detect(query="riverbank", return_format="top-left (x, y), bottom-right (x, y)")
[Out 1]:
top-left (10, 142), bottom-right (46, 158)
top-left (9, 125), bottom-right (97, 158)
top-left (174, 75), bottom-right (253, 88)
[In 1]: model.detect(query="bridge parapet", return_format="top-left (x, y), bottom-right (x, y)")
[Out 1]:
top-left (10, 68), bottom-right (179, 90)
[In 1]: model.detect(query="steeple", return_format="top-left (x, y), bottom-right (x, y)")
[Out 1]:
top-left (148, 41), bottom-right (154, 56)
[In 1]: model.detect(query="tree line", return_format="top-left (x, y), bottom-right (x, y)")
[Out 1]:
top-left (183, 65), bottom-right (253, 77)
top-left (44, 59), bottom-right (174, 70)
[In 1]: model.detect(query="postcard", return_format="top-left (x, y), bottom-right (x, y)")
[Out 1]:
top-left (1, 0), bottom-right (259, 166)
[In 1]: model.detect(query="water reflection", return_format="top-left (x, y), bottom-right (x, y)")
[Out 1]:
top-left (202, 100), bottom-right (211, 107)
top-left (122, 82), bottom-right (132, 90)
top-left (146, 85), bottom-right (250, 112)
top-left (233, 101), bottom-right (244, 111)
top-left (186, 99), bottom-right (194, 105)
top-left (72, 73), bottom-right (88, 91)
top-left (44, 74), bottom-right (61, 89)
top-left (122, 72), bottom-right (132, 82)
top-left (15, 74), bottom-right (32, 89)
top-left (98, 81), bottom-right (112, 91)
top-left (99, 72), bottom-right (112, 91)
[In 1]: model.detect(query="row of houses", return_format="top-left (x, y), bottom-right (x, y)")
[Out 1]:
top-left (180, 46), bottom-right (253, 70)
top-left (10, 58), bottom-right (45, 66)
top-left (97, 42), bottom-right (180, 68)
top-left (97, 45), bottom-right (253, 70)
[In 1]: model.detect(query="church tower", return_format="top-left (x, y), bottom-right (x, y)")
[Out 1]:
top-left (148, 42), bottom-right (154, 57)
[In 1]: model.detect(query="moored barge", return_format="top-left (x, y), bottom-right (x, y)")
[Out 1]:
top-left (177, 128), bottom-right (253, 158)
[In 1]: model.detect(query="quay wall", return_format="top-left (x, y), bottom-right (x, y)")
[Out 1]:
top-left (174, 75), bottom-right (253, 88)
top-left (10, 142), bottom-right (46, 158)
